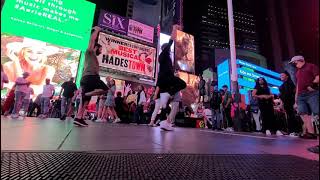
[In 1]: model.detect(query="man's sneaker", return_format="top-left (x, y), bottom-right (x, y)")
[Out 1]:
top-left (289, 133), bottom-right (299, 137)
top-left (300, 133), bottom-right (317, 139)
top-left (74, 118), bottom-right (88, 127)
top-left (266, 130), bottom-right (272, 136)
top-left (307, 145), bottom-right (319, 154)
top-left (114, 118), bottom-right (121, 123)
top-left (11, 114), bottom-right (19, 119)
top-left (60, 115), bottom-right (66, 121)
top-left (276, 130), bottom-right (284, 136)
top-left (160, 121), bottom-right (174, 131)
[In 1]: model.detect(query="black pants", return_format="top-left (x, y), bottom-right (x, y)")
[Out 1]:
top-left (224, 107), bottom-right (233, 128)
top-left (134, 105), bottom-right (144, 124)
top-left (284, 103), bottom-right (301, 133)
top-left (260, 104), bottom-right (276, 132)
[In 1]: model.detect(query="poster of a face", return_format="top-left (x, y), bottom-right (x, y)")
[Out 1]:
top-left (174, 30), bottom-right (195, 73)
top-left (1, 33), bottom-right (80, 96)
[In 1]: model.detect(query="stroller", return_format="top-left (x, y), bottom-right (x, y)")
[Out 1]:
top-left (49, 99), bottom-right (61, 118)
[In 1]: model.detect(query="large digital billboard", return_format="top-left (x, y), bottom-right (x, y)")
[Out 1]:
top-left (1, 34), bottom-right (80, 97)
top-left (1, 0), bottom-right (96, 51)
top-left (217, 59), bottom-right (282, 104)
top-left (174, 30), bottom-right (195, 73)
top-left (97, 32), bottom-right (157, 79)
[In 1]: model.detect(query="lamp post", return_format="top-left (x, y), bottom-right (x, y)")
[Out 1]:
top-left (227, 0), bottom-right (238, 93)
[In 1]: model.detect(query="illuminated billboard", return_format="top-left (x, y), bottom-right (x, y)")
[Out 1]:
top-left (1, 0), bottom-right (96, 51)
top-left (217, 59), bottom-right (282, 104)
top-left (97, 32), bottom-right (157, 79)
top-left (1, 34), bottom-right (80, 97)
top-left (174, 30), bottom-right (195, 73)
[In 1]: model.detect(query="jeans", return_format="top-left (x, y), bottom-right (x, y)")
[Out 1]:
top-left (12, 91), bottom-right (26, 115)
top-left (168, 101), bottom-right (179, 123)
top-left (134, 105), bottom-right (144, 124)
top-left (41, 97), bottom-right (51, 115)
top-left (252, 110), bottom-right (261, 131)
top-left (151, 99), bottom-right (161, 121)
top-left (297, 91), bottom-right (319, 115)
top-left (224, 107), bottom-right (233, 128)
top-left (212, 109), bottom-right (222, 129)
top-left (22, 99), bottom-right (31, 114)
top-left (61, 96), bottom-right (72, 116)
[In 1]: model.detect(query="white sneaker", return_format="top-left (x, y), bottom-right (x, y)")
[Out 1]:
top-left (276, 130), bottom-right (283, 136)
top-left (229, 128), bottom-right (234, 132)
top-left (11, 114), bottom-right (19, 119)
top-left (160, 121), bottom-right (174, 131)
top-left (95, 119), bottom-right (104, 123)
top-left (114, 118), bottom-right (121, 123)
top-left (289, 133), bottom-right (299, 137)
top-left (266, 130), bottom-right (272, 136)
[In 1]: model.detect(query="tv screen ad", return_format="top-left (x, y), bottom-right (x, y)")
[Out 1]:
top-left (174, 30), bottom-right (195, 73)
top-left (1, 34), bottom-right (80, 97)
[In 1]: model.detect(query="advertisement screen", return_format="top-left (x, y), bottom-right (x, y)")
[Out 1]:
top-left (217, 59), bottom-right (230, 91)
top-left (174, 30), bottom-right (195, 73)
top-left (1, 0), bottom-right (96, 50)
top-left (97, 33), bottom-right (156, 78)
top-left (1, 34), bottom-right (80, 96)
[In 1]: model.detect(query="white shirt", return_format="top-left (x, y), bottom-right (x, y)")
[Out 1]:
top-left (137, 91), bottom-right (146, 105)
top-left (15, 77), bottom-right (28, 93)
top-left (1, 71), bottom-right (8, 89)
top-left (24, 87), bottom-right (34, 100)
top-left (42, 84), bottom-right (55, 98)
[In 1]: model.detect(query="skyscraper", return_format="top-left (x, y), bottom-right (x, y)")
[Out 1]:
top-left (184, 0), bottom-right (261, 74)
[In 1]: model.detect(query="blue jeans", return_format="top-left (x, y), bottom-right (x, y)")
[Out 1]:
top-left (41, 97), bottom-right (51, 115)
top-left (61, 96), bottom-right (72, 116)
top-left (12, 91), bottom-right (26, 115)
top-left (212, 109), bottom-right (222, 129)
top-left (297, 91), bottom-right (319, 115)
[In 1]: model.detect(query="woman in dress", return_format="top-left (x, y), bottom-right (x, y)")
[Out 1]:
top-left (104, 79), bottom-right (121, 123)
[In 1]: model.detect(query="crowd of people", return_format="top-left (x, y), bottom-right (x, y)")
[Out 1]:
top-left (0, 25), bottom-right (318, 142)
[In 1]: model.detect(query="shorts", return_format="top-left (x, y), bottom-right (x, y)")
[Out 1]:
top-left (80, 75), bottom-right (108, 102)
top-left (157, 75), bottom-right (186, 95)
top-left (105, 96), bottom-right (115, 107)
top-left (297, 91), bottom-right (319, 115)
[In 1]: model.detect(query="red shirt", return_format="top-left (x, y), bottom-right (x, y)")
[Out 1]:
top-left (296, 63), bottom-right (319, 94)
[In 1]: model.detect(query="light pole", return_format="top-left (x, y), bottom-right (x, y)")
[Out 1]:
top-left (227, 0), bottom-right (238, 93)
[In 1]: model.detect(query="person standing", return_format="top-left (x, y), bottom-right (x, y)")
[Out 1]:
top-left (222, 85), bottom-right (233, 131)
top-left (134, 85), bottom-right (146, 125)
top-left (279, 71), bottom-right (300, 137)
top-left (210, 85), bottom-right (223, 130)
top-left (39, 78), bottom-right (55, 119)
top-left (11, 72), bottom-right (30, 119)
top-left (1, 65), bottom-right (9, 90)
top-left (249, 90), bottom-right (262, 132)
top-left (22, 83), bottom-right (34, 117)
top-left (253, 77), bottom-right (283, 136)
top-left (104, 79), bottom-right (120, 123)
top-left (289, 56), bottom-right (319, 139)
top-left (74, 26), bottom-right (109, 127)
top-left (198, 75), bottom-right (206, 103)
top-left (59, 77), bottom-right (77, 120)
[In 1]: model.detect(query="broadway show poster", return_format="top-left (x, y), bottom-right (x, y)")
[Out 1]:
top-left (97, 32), bottom-right (156, 79)
top-left (174, 30), bottom-right (195, 73)
top-left (1, 33), bottom-right (80, 97)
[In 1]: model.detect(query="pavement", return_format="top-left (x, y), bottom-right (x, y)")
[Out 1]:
top-left (1, 116), bottom-right (318, 161)
top-left (1, 116), bottom-right (319, 179)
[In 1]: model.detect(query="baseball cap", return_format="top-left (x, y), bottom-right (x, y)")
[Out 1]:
top-left (289, 55), bottom-right (304, 64)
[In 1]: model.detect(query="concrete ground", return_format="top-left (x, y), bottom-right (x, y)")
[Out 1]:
top-left (1, 116), bottom-right (318, 161)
